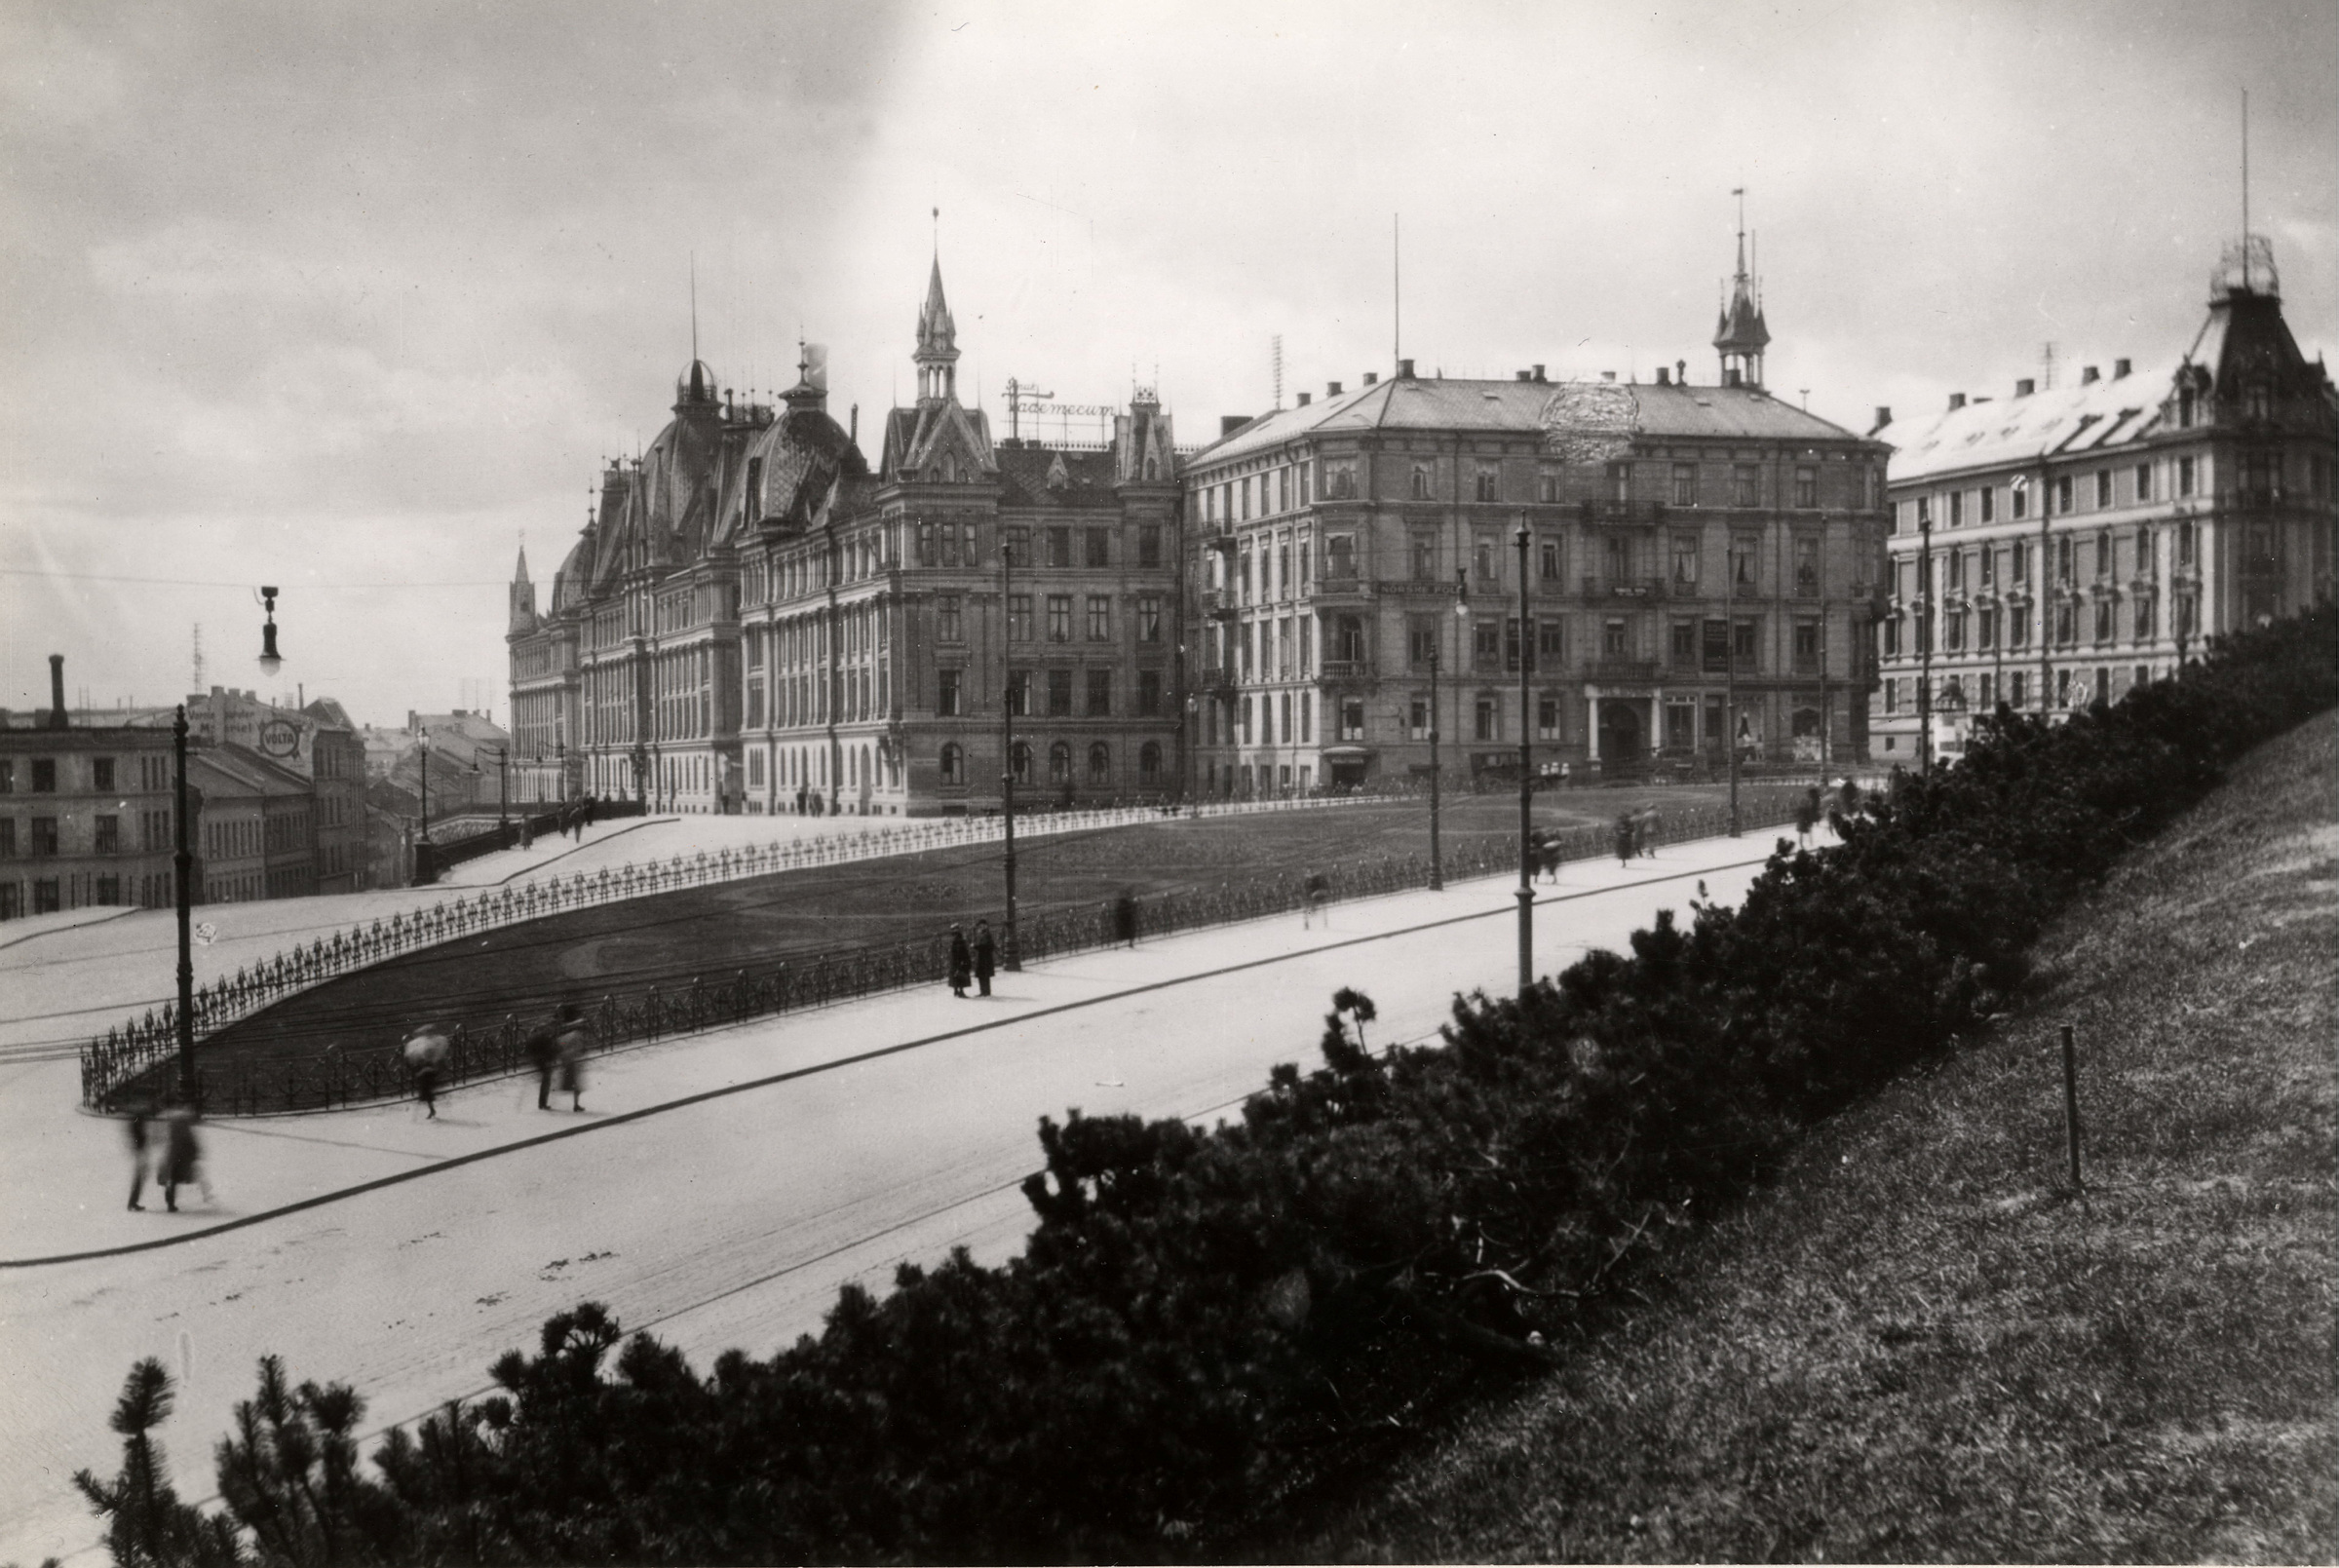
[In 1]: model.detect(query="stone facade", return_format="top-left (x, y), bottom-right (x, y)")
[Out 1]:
top-left (510, 259), bottom-right (1185, 816)
top-left (1871, 239), bottom-right (2339, 764)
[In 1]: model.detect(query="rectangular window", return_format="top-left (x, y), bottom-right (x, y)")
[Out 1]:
top-left (2054, 475), bottom-right (2073, 514)
top-left (1734, 465), bottom-right (1759, 507)
top-left (1603, 618), bottom-right (1629, 658)
top-left (1794, 536), bottom-right (1819, 593)
top-left (1537, 618), bottom-right (1564, 663)
top-left (31, 760), bottom-right (56, 792)
top-left (1473, 619), bottom-right (1501, 667)
top-left (1704, 618), bottom-right (1732, 672)
top-left (1006, 524), bottom-right (1031, 563)
top-left (2011, 603), bottom-right (2031, 647)
top-left (1980, 484), bottom-right (1995, 523)
top-left (1731, 532), bottom-right (1757, 589)
top-left (1136, 669), bottom-right (1162, 715)
top-left (1408, 619), bottom-right (1438, 668)
top-left (1137, 525), bottom-right (1162, 568)
top-left (1085, 529), bottom-right (1109, 568)
top-left (2013, 478), bottom-right (2030, 518)
top-left (938, 669), bottom-right (962, 716)
top-left (937, 594), bottom-right (963, 641)
top-left (1475, 467), bottom-right (1500, 502)
top-left (1047, 594), bottom-right (1072, 642)
top-left (1474, 535), bottom-right (1497, 584)
top-left (0, 760), bottom-right (11, 792)
top-left (1949, 490), bottom-right (1965, 526)
top-left (1410, 534), bottom-right (1437, 581)
top-left (93, 758), bottom-right (114, 790)
top-left (32, 817), bottom-right (58, 856)
top-left (1475, 698), bottom-right (1497, 742)
top-left (1408, 698), bottom-right (1430, 740)
top-left (1793, 619), bottom-right (1820, 670)
top-left (2135, 463), bottom-right (2153, 502)
top-left (1138, 595), bottom-right (1162, 643)
top-left (1673, 462), bottom-right (1699, 506)
top-left (1671, 619), bottom-right (1698, 663)
top-left (1009, 594), bottom-right (1033, 642)
top-left (1538, 695), bottom-right (1561, 742)
top-left (1087, 595), bottom-right (1111, 641)
top-left (1608, 462), bottom-right (1630, 502)
top-left (1539, 537), bottom-right (1561, 582)
top-left (1086, 668), bottom-right (1112, 715)
top-left (1047, 527), bottom-right (1072, 568)
top-left (1341, 699), bottom-right (1366, 743)
top-left (1733, 619), bottom-right (1757, 666)
top-left (2096, 470), bottom-right (2113, 508)
top-left (1048, 669), bottom-right (1074, 716)
top-left (1884, 677), bottom-right (1898, 715)
top-left (1793, 466), bottom-right (1818, 509)
top-left (1007, 669), bottom-right (1032, 716)
top-left (1672, 534), bottom-right (1700, 585)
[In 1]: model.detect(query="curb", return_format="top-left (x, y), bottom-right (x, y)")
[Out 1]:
top-left (3, 855), bottom-right (1773, 1270)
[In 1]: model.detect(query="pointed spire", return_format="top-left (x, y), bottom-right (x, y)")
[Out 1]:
top-left (913, 237), bottom-right (961, 406)
top-left (1713, 187), bottom-right (1770, 387)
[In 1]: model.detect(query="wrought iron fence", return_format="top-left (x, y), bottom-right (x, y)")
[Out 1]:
top-left (84, 792), bottom-right (1805, 1115)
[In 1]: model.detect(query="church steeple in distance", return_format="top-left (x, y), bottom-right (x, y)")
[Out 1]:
top-left (914, 214), bottom-right (960, 405)
top-left (1713, 187), bottom-right (1771, 389)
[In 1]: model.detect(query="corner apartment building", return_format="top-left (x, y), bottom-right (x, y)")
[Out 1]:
top-left (184, 686), bottom-right (368, 892)
top-left (1871, 239), bottom-right (2338, 762)
top-left (1183, 239), bottom-right (1889, 794)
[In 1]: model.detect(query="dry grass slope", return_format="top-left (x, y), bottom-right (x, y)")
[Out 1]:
top-left (1299, 710), bottom-right (2337, 1564)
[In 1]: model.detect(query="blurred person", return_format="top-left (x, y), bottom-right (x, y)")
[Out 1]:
top-left (555, 1003), bottom-right (589, 1112)
top-left (160, 1095), bottom-right (211, 1211)
top-left (1634, 806), bottom-right (1661, 859)
top-left (524, 1013), bottom-right (558, 1110)
top-left (403, 1021), bottom-right (451, 1120)
top-left (1113, 888), bottom-right (1139, 949)
top-left (124, 1096), bottom-right (156, 1211)
top-left (1302, 870), bottom-right (1330, 930)
top-left (1615, 812), bottom-right (1637, 866)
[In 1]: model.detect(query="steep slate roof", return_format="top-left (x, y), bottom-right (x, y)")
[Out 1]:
top-left (1195, 375), bottom-right (1866, 467)
top-left (1878, 366), bottom-right (2174, 485)
top-left (189, 745), bottom-right (310, 799)
top-left (994, 444), bottom-right (1120, 508)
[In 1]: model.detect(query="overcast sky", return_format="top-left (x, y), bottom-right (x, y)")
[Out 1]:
top-left (4, 0), bottom-right (2333, 728)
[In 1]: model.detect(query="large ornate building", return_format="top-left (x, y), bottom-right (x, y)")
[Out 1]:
top-left (1871, 239), bottom-right (2339, 763)
top-left (1182, 234), bottom-right (1890, 794)
top-left (509, 259), bottom-right (1185, 815)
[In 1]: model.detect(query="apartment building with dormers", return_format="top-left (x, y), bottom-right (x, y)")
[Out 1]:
top-left (1871, 238), bottom-right (2338, 763)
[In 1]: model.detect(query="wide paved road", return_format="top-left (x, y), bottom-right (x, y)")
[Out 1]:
top-left (0, 831), bottom-right (1798, 1562)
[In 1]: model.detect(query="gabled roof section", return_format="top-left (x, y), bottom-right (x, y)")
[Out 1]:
top-left (881, 399), bottom-right (995, 482)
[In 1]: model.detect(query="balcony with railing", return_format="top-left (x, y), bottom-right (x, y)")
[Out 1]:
top-left (1317, 659), bottom-right (1374, 683)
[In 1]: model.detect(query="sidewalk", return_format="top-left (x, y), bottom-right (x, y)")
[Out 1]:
top-left (0, 825), bottom-right (1813, 1266)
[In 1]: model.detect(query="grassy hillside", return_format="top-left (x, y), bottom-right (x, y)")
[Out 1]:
top-left (1287, 710), bottom-right (2337, 1563)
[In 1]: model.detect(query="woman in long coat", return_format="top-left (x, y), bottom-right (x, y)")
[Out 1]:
top-left (947, 925), bottom-right (974, 998)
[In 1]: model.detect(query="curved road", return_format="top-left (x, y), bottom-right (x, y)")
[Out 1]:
top-left (0, 831), bottom-right (1796, 1562)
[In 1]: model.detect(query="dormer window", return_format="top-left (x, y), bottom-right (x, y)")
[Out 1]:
top-left (2245, 382), bottom-right (2272, 421)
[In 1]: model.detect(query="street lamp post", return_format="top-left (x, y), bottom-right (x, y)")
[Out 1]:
top-left (1000, 542), bottom-right (1022, 971)
top-left (1513, 523), bottom-right (1534, 995)
top-left (1433, 565), bottom-right (1468, 890)
top-left (173, 705), bottom-right (196, 1101)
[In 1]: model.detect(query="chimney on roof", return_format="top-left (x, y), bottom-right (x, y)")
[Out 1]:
top-left (1533, 364), bottom-right (1547, 382)
top-left (1397, 358), bottom-right (1415, 378)
top-left (1296, 391), bottom-right (1312, 406)
top-left (2114, 358), bottom-right (2131, 378)
top-left (1600, 370), bottom-right (1617, 383)
top-left (1362, 371), bottom-right (1378, 385)
top-left (2081, 365), bottom-right (2100, 385)
top-left (1326, 380), bottom-right (1342, 396)
top-left (1871, 405), bottom-right (1893, 433)
top-left (1515, 369), bottom-right (1530, 381)
top-left (48, 655), bottom-right (66, 730)
top-left (2015, 377), bottom-right (2036, 397)
top-left (1220, 415), bottom-right (1248, 437)
top-left (1656, 366), bottom-right (1671, 386)
top-left (1948, 393), bottom-right (1967, 410)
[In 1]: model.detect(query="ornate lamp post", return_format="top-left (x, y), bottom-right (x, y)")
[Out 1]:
top-left (1428, 565), bottom-right (1469, 892)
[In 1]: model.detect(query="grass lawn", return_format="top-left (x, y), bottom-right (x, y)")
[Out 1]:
top-left (1277, 711), bottom-right (2337, 1563)
top-left (198, 781), bottom-right (1805, 1071)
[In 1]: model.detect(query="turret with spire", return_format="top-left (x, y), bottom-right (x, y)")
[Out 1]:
top-left (1713, 188), bottom-right (1771, 389)
top-left (914, 248), bottom-right (959, 405)
top-left (508, 542), bottom-right (538, 635)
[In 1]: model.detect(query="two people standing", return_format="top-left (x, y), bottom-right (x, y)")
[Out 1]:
top-left (124, 1093), bottom-right (211, 1213)
top-left (945, 920), bottom-right (1000, 998)
top-left (526, 1004), bottom-right (590, 1111)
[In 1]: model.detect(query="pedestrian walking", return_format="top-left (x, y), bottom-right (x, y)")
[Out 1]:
top-left (124, 1097), bottom-right (155, 1211)
top-left (1634, 806), bottom-right (1661, 859)
top-left (555, 1003), bottom-right (588, 1112)
top-left (524, 1015), bottom-right (558, 1110)
top-left (1113, 888), bottom-right (1139, 949)
top-left (1795, 785), bottom-right (1821, 848)
top-left (582, 792), bottom-right (597, 829)
top-left (972, 920), bottom-right (997, 996)
top-left (946, 924), bottom-right (973, 998)
top-left (160, 1095), bottom-right (211, 1211)
top-left (403, 1022), bottom-right (451, 1120)
top-left (1615, 812), bottom-right (1637, 866)
top-left (1302, 870), bottom-right (1330, 929)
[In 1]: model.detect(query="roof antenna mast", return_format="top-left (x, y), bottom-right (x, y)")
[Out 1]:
top-left (2241, 87), bottom-right (2251, 291)
top-left (1392, 212), bottom-right (1401, 368)
top-left (690, 251), bottom-right (699, 364)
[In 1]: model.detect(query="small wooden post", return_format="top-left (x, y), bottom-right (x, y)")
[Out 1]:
top-left (2059, 1022), bottom-right (2084, 1189)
